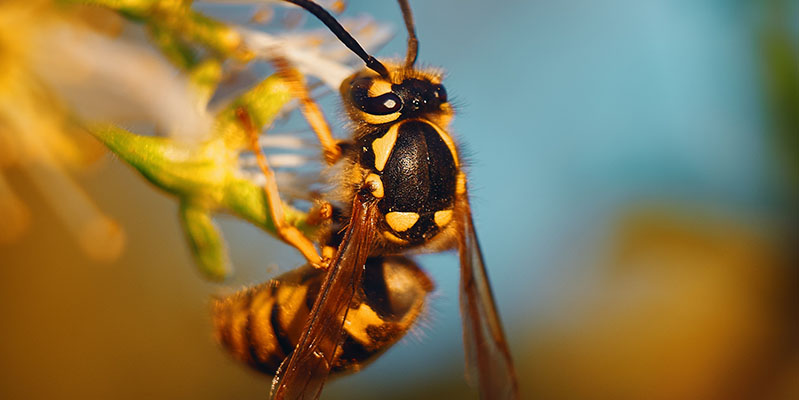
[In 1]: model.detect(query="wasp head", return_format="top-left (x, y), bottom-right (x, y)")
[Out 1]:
top-left (340, 68), bottom-right (450, 127)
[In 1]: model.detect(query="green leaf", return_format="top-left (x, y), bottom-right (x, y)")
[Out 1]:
top-left (88, 74), bottom-right (320, 280)
top-left (216, 75), bottom-right (294, 151)
top-left (179, 201), bottom-right (231, 281)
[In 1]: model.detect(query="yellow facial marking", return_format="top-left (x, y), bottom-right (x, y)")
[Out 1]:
top-left (343, 304), bottom-right (385, 345)
top-left (372, 123), bottom-right (400, 171)
top-left (362, 111), bottom-right (401, 125)
top-left (368, 79), bottom-right (393, 97)
top-left (434, 209), bottom-right (453, 228)
top-left (365, 173), bottom-right (384, 198)
top-left (456, 172), bottom-right (467, 195)
top-left (382, 231), bottom-right (408, 245)
top-left (385, 211), bottom-right (420, 232)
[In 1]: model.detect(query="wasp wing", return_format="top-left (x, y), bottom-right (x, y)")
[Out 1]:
top-left (271, 195), bottom-right (380, 400)
top-left (459, 209), bottom-right (520, 400)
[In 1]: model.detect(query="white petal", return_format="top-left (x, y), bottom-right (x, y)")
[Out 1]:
top-left (238, 27), bottom-right (355, 89)
top-left (259, 133), bottom-right (315, 150)
top-left (29, 20), bottom-right (213, 142)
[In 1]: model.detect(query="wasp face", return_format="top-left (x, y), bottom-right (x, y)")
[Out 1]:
top-left (340, 71), bottom-right (450, 126)
top-left (393, 78), bottom-right (448, 114)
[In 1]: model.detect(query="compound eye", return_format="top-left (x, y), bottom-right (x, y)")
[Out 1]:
top-left (433, 84), bottom-right (448, 103)
top-left (364, 92), bottom-right (402, 115)
top-left (350, 78), bottom-right (403, 116)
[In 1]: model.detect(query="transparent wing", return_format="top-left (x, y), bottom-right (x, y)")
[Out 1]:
top-left (459, 209), bottom-right (520, 400)
top-left (271, 194), bottom-right (380, 400)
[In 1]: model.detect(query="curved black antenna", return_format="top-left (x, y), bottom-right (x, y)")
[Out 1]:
top-left (397, 0), bottom-right (418, 67)
top-left (282, 0), bottom-right (390, 78)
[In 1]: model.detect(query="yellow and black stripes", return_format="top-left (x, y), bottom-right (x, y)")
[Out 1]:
top-left (212, 257), bottom-right (432, 375)
top-left (212, 279), bottom-right (291, 374)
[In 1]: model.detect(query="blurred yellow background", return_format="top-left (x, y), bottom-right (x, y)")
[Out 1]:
top-left (1, 0), bottom-right (797, 399)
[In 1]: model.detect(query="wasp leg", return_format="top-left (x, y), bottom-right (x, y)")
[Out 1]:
top-left (236, 107), bottom-right (326, 268)
top-left (306, 200), bottom-right (334, 226)
top-left (272, 57), bottom-right (342, 165)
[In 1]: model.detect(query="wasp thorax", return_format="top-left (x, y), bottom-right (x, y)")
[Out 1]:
top-left (358, 117), bottom-right (459, 246)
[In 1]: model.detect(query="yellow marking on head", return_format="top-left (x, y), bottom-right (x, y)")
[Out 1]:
top-left (434, 209), bottom-right (453, 228)
top-left (382, 231), bottom-right (408, 245)
top-left (422, 119), bottom-right (459, 167)
top-left (362, 111), bottom-right (401, 125)
top-left (385, 211), bottom-right (420, 232)
top-left (372, 123), bottom-right (400, 171)
top-left (368, 79), bottom-right (394, 97)
top-left (456, 172), bottom-right (467, 195)
top-left (365, 173), bottom-right (384, 198)
top-left (343, 304), bottom-right (386, 346)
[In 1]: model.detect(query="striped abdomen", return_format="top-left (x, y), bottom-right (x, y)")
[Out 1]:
top-left (212, 256), bottom-right (433, 375)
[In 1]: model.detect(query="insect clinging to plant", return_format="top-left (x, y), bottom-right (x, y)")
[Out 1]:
top-left (213, 1), bottom-right (519, 398)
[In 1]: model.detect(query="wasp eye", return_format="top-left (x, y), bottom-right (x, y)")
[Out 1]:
top-left (353, 92), bottom-right (403, 115)
top-left (370, 93), bottom-right (402, 114)
top-left (349, 77), bottom-right (403, 116)
top-left (433, 84), bottom-right (448, 103)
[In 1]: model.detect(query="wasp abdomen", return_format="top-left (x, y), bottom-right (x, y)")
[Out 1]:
top-left (212, 257), bottom-right (433, 375)
top-left (211, 275), bottom-right (299, 374)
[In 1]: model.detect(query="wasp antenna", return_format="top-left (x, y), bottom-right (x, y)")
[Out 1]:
top-left (398, 0), bottom-right (418, 67)
top-left (282, 0), bottom-right (390, 78)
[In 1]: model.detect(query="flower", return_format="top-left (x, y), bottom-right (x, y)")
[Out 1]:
top-left (0, 0), bottom-right (128, 260)
top-left (232, 7), bottom-right (393, 198)
top-left (0, 0), bottom-right (227, 260)
top-left (85, 1), bottom-right (394, 279)
top-left (2, 0), bottom-right (393, 277)
top-left (237, 12), bottom-right (392, 89)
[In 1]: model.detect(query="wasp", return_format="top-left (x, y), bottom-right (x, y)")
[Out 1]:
top-left (214, 1), bottom-right (519, 398)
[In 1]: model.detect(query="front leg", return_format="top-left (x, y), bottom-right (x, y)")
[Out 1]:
top-left (272, 57), bottom-right (343, 165)
top-left (236, 107), bottom-right (325, 268)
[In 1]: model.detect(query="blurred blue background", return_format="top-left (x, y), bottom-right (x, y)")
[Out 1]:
top-left (1, 0), bottom-right (797, 399)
